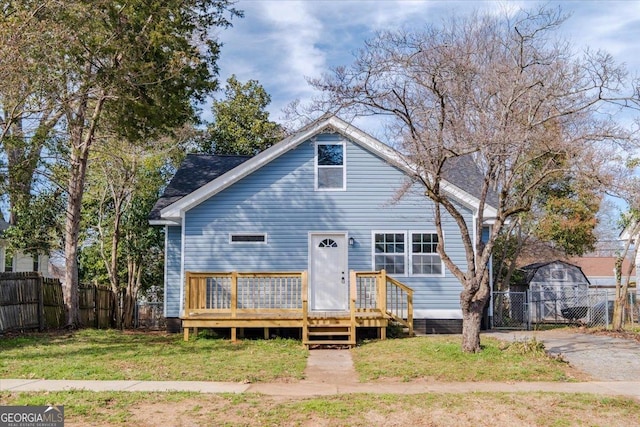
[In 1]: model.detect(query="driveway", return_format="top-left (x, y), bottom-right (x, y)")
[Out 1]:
top-left (488, 329), bottom-right (640, 381)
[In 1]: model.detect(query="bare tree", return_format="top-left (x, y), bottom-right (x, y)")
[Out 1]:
top-left (608, 158), bottom-right (640, 330)
top-left (311, 7), bottom-right (639, 352)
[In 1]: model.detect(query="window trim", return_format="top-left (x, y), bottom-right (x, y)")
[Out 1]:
top-left (549, 266), bottom-right (567, 281)
top-left (409, 230), bottom-right (445, 277)
top-left (371, 231), bottom-right (408, 277)
top-left (314, 140), bottom-right (346, 191)
top-left (371, 230), bottom-right (445, 277)
top-left (229, 233), bottom-right (268, 244)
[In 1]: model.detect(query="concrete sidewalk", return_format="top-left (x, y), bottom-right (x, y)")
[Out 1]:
top-left (2, 378), bottom-right (639, 400)
top-left (2, 339), bottom-right (640, 401)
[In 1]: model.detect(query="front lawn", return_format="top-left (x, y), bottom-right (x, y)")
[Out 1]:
top-left (1, 330), bottom-right (587, 383)
top-left (1, 391), bottom-right (639, 427)
top-left (0, 329), bottom-right (307, 382)
top-left (352, 335), bottom-right (586, 382)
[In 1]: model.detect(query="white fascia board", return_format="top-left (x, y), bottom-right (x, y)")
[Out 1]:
top-left (149, 219), bottom-right (181, 226)
top-left (329, 118), bottom-right (413, 173)
top-left (160, 117), bottom-right (337, 219)
top-left (440, 180), bottom-right (498, 220)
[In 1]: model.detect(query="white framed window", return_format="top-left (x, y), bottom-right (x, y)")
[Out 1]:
top-left (410, 231), bottom-right (443, 276)
top-left (315, 140), bottom-right (346, 191)
top-left (229, 233), bottom-right (267, 244)
top-left (373, 232), bottom-right (406, 275)
top-left (549, 267), bottom-right (567, 281)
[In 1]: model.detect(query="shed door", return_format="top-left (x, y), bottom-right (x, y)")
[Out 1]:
top-left (309, 233), bottom-right (348, 311)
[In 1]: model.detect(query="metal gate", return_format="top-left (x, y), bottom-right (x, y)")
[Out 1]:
top-left (492, 291), bottom-right (529, 329)
top-left (492, 288), bottom-right (612, 330)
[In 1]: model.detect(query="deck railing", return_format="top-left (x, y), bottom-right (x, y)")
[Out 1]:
top-left (185, 272), bottom-right (306, 316)
top-left (351, 270), bottom-right (414, 335)
top-left (184, 270), bottom-right (413, 335)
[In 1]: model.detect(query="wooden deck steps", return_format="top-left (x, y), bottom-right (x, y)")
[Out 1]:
top-left (303, 322), bottom-right (356, 348)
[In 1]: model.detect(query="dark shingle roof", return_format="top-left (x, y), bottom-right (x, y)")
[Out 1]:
top-left (442, 155), bottom-right (499, 208)
top-left (149, 154), bottom-right (251, 221)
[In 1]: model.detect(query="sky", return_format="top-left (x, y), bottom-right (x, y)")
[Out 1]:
top-left (211, 0), bottom-right (640, 136)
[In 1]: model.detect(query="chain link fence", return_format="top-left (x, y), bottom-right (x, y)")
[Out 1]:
top-left (492, 291), bottom-right (530, 329)
top-left (491, 286), bottom-right (632, 330)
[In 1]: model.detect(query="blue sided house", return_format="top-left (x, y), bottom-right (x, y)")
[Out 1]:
top-left (150, 115), bottom-right (496, 346)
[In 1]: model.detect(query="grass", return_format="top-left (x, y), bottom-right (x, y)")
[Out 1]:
top-left (0, 329), bottom-right (307, 382)
top-left (1, 391), bottom-right (639, 426)
top-left (352, 335), bottom-right (582, 382)
top-left (1, 330), bottom-right (587, 383)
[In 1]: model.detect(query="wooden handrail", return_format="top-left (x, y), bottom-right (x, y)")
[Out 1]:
top-left (386, 275), bottom-right (414, 295)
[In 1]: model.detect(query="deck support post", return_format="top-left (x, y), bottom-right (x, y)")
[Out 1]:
top-left (231, 327), bottom-right (237, 342)
top-left (301, 271), bottom-right (309, 347)
top-left (264, 327), bottom-right (270, 339)
top-left (379, 325), bottom-right (386, 340)
top-left (349, 270), bottom-right (357, 344)
top-left (183, 326), bottom-right (189, 342)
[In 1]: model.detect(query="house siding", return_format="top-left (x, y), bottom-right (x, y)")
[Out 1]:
top-left (166, 133), bottom-right (475, 319)
top-left (165, 225), bottom-right (182, 318)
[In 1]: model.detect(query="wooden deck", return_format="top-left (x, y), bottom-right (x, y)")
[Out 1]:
top-left (181, 270), bottom-right (413, 347)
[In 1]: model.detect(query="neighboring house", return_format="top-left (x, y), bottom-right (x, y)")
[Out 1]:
top-left (0, 218), bottom-right (53, 278)
top-left (514, 260), bottom-right (591, 322)
top-left (150, 115), bottom-right (497, 344)
top-left (569, 256), bottom-right (636, 288)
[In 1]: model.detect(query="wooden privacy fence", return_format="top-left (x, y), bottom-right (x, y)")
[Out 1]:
top-left (0, 272), bottom-right (65, 332)
top-left (0, 272), bottom-right (116, 332)
top-left (79, 284), bottom-right (115, 329)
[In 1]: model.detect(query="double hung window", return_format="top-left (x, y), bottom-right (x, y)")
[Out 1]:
top-left (316, 141), bottom-right (345, 190)
top-left (373, 231), bottom-right (443, 276)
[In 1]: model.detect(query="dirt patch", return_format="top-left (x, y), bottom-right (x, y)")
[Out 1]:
top-left (67, 393), bottom-right (640, 427)
top-left (587, 328), bottom-right (640, 343)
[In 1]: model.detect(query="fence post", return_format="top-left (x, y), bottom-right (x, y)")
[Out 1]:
top-left (94, 285), bottom-right (100, 328)
top-left (526, 290), bottom-right (531, 331)
top-left (37, 275), bottom-right (45, 331)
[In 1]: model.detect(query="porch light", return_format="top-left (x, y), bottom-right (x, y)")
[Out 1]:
top-left (349, 237), bottom-right (355, 246)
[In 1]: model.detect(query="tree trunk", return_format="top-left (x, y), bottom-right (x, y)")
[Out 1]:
top-left (461, 299), bottom-right (485, 353)
top-left (460, 274), bottom-right (491, 353)
top-left (122, 258), bottom-right (142, 328)
top-left (63, 146), bottom-right (89, 327)
top-left (62, 94), bottom-right (105, 327)
top-left (611, 294), bottom-right (627, 331)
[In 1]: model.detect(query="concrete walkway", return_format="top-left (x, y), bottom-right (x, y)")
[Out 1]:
top-left (2, 332), bottom-right (639, 401)
top-left (2, 377), bottom-right (639, 400)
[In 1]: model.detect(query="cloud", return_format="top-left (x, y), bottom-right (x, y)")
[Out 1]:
top-left (213, 0), bottom-right (640, 126)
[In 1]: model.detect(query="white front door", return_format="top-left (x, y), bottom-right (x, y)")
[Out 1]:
top-left (309, 233), bottom-right (348, 311)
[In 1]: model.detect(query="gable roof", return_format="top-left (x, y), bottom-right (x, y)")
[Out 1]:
top-left (152, 115), bottom-right (498, 225)
top-left (518, 260), bottom-right (590, 285)
top-left (150, 154), bottom-right (251, 222)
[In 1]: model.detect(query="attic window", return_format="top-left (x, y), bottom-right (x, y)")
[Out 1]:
top-left (315, 141), bottom-right (345, 190)
top-left (230, 234), bottom-right (267, 244)
top-left (550, 267), bottom-right (567, 281)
